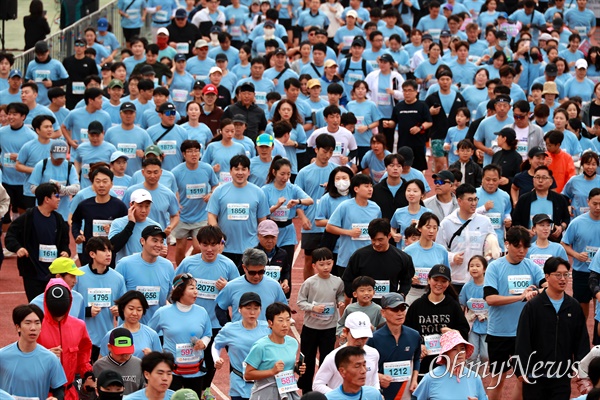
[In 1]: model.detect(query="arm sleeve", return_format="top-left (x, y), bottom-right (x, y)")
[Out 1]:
top-left (50, 386), bottom-right (65, 400)
top-left (590, 270), bottom-right (600, 297)
top-left (398, 253), bottom-right (414, 297)
top-left (215, 304), bottom-right (231, 327)
top-left (109, 221), bottom-right (136, 253)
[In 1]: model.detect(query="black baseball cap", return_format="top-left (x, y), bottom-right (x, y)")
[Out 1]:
top-left (494, 127), bottom-right (516, 142)
top-left (239, 82), bottom-right (255, 92)
top-left (88, 121), bottom-right (104, 134)
top-left (532, 214), bottom-right (553, 226)
top-left (274, 48), bottom-right (286, 56)
top-left (397, 146), bottom-right (414, 166)
top-left (380, 53), bottom-right (394, 64)
top-left (428, 264), bottom-right (451, 281)
top-left (239, 292), bottom-right (262, 307)
top-left (141, 225), bottom-right (167, 239)
top-left (97, 370), bottom-right (124, 388)
top-left (432, 170), bottom-right (455, 183)
top-left (158, 102), bottom-right (176, 113)
top-left (527, 146), bottom-right (547, 158)
top-left (215, 53), bottom-right (228, 62)
top-left (120, 102), bottom-right (136, 112)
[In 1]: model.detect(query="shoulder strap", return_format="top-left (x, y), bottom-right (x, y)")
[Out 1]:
top-left (41, 158), bottom-right (48, 177)
top-left (361, 58), bottom-right (367, 77)
top-left (448, 219), bottom-right (472, 249)
top-left (41, 158), bottom-right (72, 184)
top-left (310, 63), bottom-right (321, 78)
top-left (342, 57), bottom-right (352, 77)
top-left (153, 125), bottom-right (176, 145)
top-left (274, 66), bottom-right (289, 80)
top-left (123, 0), bottom-right (137, 12)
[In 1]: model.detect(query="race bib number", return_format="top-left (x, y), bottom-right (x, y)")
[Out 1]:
top-left (82, 164), bottom-right (90, 179)
top-left (529, 254), bottom-right (551, 268)
top-left (415, 267), bottom-right (430, 286)
top-left (14, 397), bottom-right (39, 400)
top-left (81, 128), bottom-right (89, 142)
top-left (587, 246), bottom-right (598, 262)
top-left (113, 186), bottom-right (126, 199)
top-left (372, 169), bottom-right (385, 183)
top-left (92, 219), bottom-right (112, 237)
top-left (155, 9), bottom-right (169, 21)
top-left (369, 60), bottom-right (379, 70)
top-left (356, 116), bottom-right (365, 127)
top-left (517, 140), bottom-right (528, 158)
top-left (429, 29), bottom-right (441, 40)
top-left (219, 171), bottom-right (232, 183)
top-left (271, 206), bottom-right (290, 222)
top-left (172, 89), bottom-right (188, 102)
top-left (230, 26), bottom-right (242, 37)
top-left (255, 91), bottom-right (267, 105)
top-left (117, 143), bottom-right (137, 157)
top-left (575, 26), bottom-right (588, 36)
top-left (312, 301), bottom-right (335, 320)
top-left (452, 141), bottom-right (458, 155)
top-left (127, 9), bottom-right (140, 19)
top-left (136, 286), bottom-right (160, 305)
top-left (87, 288), bottom-right (112, 307)
top-left (186, 183), bottom-right (206, 199)
top-left (376, 92), bottom-right (391, 106)
top-left (158, 140), bottom-right (177, 155)
top-left (466, 298), bottom-right (487, 314)
top-left (175, 343), bottom-right (200, 363)
top-left (351, 223), bottom-right (369, 240)
top-left (39, 244), bottom-right (57, 263)
top-left (487, 212), bottom-right (501, 230)
top-left (72, 81), bottom-right (85, 95)
top-left (347, 73), bottom-right (362, 85)
top-left (196, 279), bottom-right (218, 299)
top-left (227, 203), bottom-right (249, 220)
top-left (580, 207), bottom-right (590, 214)
top-left (333, 142), bottom-right (344, 156)
top-left (176, 42), bottom-right (189, 54)
top-left (507, 274), bottom-right (531, 295)
top-left (424, 334), bottom-right (442, 355)
top-left (275, 370), bottom-right (298, 394)
top-left (265, 265), bottom-right (281, 280)
top-left (373, 280), bottom-right (390, 299)
top-left (34, 70), bottom-right (50, 82)
top-left (2, 153), bottom-right (15, 168)
top-left (343, 36), bottom-right (354, 47)
top-left (383, 361), bottom-right (411, 382)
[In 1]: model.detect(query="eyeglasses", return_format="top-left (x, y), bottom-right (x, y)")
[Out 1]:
top-left (461, 196), bottom-right (479, 203)
top-left (513, 114), bottom-right (527, 120)
top-left (163, 110), bottom-right (176, 117)
top-left (433, 179), bottom-right (450, 186)
top-left (185, 149), bottom-right (200, 154)
top-left (387, 304), bottom-right (408, 312)
top-left (549, 273), bottom-right (569, 279)
top-left (533, 176), bottom-right (551, 180)
top-left (53, 193), bottom-right (61, 198)
top-left (246, 269), bottom-right (266, 276)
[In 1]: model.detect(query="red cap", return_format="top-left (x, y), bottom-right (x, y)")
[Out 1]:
top-left (202, 84), bottom-right (218, 95)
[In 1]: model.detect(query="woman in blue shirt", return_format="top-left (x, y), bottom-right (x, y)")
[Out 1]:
top-left (485, 51), bottom-right (507, 80)
top-left (462, 68), bottom-right (489, 118)
top-left (414, 42), bottom-right (443, 100)
top-left (346, 80), bottom-right (382, 162)
top-left (231, 45), bottom-right (252, 80)
top-left (563, 151), bottom-right (600, 218)
top-left (477, 0), bottom-right (500, 30)
top-left (262, 156), bottom-right (313, 272)
top-left (265, 99), bottom-right (307, 176)
top-left (391, 180), bottom-right (431, 249)
top-left (180, 102), bottom-right (214, 150)
top-left (202, 119), bottom-right (247, 183)
top-left (361, 134), bottom-right (390, 184)
top-left (148, 274), bottom-right (212, 394)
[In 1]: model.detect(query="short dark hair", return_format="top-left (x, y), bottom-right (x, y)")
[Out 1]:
top-left (47, 87), bottom-right (66, 101)
top-left (513, 100), bottom-right (530, 113)
top-left (137, 79), bottom-right (155, 91)
top-left (534, 165), bottom-right (552, 176)
top-left (142, 157), bottom-right (162, 169)
top-left (146, 44), bottom-right (159, 55)
top-left (352, 276), bottom-right (376, 292)
top-left (86, 236), bottom-right (113, 255)
top-left (7, 102), bottom-right (29, 116)
top-left (273, 120), bottom-right (292, 138)
top-left (384, 153), bottom-right (405, 167)
top-left (170, 273), bottom-right (197, 302)
top-left (482, 163), bottom-right (501, 177)
top-left (21, 82), bottom-right (38, 93)
top-left (544, 130), bottom-right (564, 145)
top-left (266, 302), bottom-right (292, 322)
top-left (315, 133), bottom-right (336, 150)
top-left (13, 304), bottom-right (43, 326)
top-left (312, 247), bottom-right (333, 262)
top-left (402, 79), bottom-right (418, 90)
top-left (196, 225), bottom-right (224, 245)
top-left (153, 86), bottom-right (170, 97)
top-left (230, 154), bottom-right (251, 169)
top-left (115, 290), bottom-right (149, 320)
top-left (534, 103), bottom-right (550, 118)
top-left (588, 358), bottom-right (600, 387)
top-left (89, 166), bottom-right (114, 182)
top-left (456, 139), bottom-right (474, 150)
top-left (35, 182), bottom-right (58, 206)
top-left (455, 183), bottom-right (476, 198)
top-left (350, 173), bottom-right (372, 198)
top-left (141, 352), bottom-right (175, 374)
top-left (589, 187), bottom-right (600, 200)
top-left (84, 75), bottom-right (101, 86)
top-left (323, 105), bottom-right (341, 118)
top-left (543, 256), bottom-right (570, 274)
top-left (368, 218), bottom-right (391, 238)
top-left (284, 78), bottom-right (301, 90)
top-left (505, 226), bottom-right (532, 249)
top-left (327, 83), bottom-right (344, 95)
top-left (417, 212), bottom-right (439, 229)
top-left (335, 346), bottom-right (366, 369)
top-left (84, 87), bottom-right (104, 104)
top-left (31, 114), bottom-right (56, 130)
top-left (180, 139), bottom-right (201, 153)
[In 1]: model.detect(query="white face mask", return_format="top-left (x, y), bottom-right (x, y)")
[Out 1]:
top-left (335, 179), bottom-right (350, 192)
top-left (264, 28), bottom-right (275, 39)
top-left (499, 40), bottom-right (508, 48)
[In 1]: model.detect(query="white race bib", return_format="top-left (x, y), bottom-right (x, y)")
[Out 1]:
top-left (351, 223), bottom-right (369, 240)
top-left (423, 334), bottom-right (442, 355)
top-left (373, 280), bottom-right (390, 299)
top-left (507, 274), bottom-right (531, 295)
top-left (255, 91), bottom-right (267, 105)
top-left (92, 219), bottom-right (112, 237)
top-left (2, 153), bottom-right (15, 168)
top-left (376, 92), bottom-right (391, 105)
top-left (136, 286), bottom-right (160, 305)
top-left (117, 143), bottom-right (137, 158)
top-left (34, 70), bottom-right (50, 82)
top-left (271, 206), bottom-right (290, 222)
top-left (87, 288), bottom-right (112, 307)
top-left (265, 265), bottom-right (281, 280)
top-left (175, 343), bottom-right (200, 363)
top-left (172, 89), bottom-right (188, 102)
top-left (158, 140), bottom-right (177, 155)
top-left (39, 244), bottom-right (57, 263)
top-left (312, 301), bottom-right (335, 320)
top-left (196, 278), bottom-right (218, 299)
top-left (230, 26), bottom-right (242, 37)
top-left (186, 183), bottom-right (206, 199)
top-left (219, 171), bottom-right (232, 183)
top-left (72, 81), bottom-right (85, 95)
top-left (227, 203), bottom-right (249, 220)
top-left (383, 361), bottom-right (411, 382)
top-left (155, 9), bottom-right (169, 21)
top-left (275, 370), bottom-right (298, 394)
top-left (176, 42), bottom-right (189, 54)
top-left (529, 253), bottom-right (551, 269)
top-left (414, 267), bottom-right (430, 286)
top-left (487, 212), bottom-right (501, 230)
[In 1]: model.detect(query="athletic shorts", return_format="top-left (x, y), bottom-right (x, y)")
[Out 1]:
top-left (486, 335), bottom-right (516, 374)
top-left (301, 233), bottom-right (322, 253)
top-left (3, 183), bottom-right (28, 212)
top-left (572, 270), bottom-right (592, 303)
top-left (172, 220), bottom-right (207, 240)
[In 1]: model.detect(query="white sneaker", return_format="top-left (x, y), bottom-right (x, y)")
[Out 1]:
top-left (3, 248), bottom-right (15, 257)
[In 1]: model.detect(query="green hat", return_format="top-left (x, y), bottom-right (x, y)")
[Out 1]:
top-left (171, 389), bottom-right (199, 400)
top-left (256, 133), bottom-right (274, 147)
top-left (108, 79), bottom-right (124, 89)
top-left (49, 257), bottom-right (85, 276)
top-left (145, 145), bottom-right (163, 157)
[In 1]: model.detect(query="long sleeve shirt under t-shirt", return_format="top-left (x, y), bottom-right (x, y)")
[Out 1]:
top-left (297, 274), bottom-right (345, 330)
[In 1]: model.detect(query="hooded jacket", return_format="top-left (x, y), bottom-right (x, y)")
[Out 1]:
top-left (37, 278), bottom-right (92, 400)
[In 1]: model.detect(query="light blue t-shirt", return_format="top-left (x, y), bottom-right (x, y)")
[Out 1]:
top-left (130, 170), bottom-right (178, 194)
top-left (461, 85), bottom-right (488, 118)
top-left (361, 150), bottom-right (390, 183)
top-left (62, 108), bottom-right (113, 159)
top-left (171, 162), bottom-right (218, 223)
top-left (249, 156), bottom-right (271, 187)
top-left (24, 59), bottom-right (69, 106)
top-left (122, 183), bottom-right (179, 230)
top-left (413, 365), bottom-right (487, 400)
top-left (561, 212), bottom-right (600, 272)
top-left (181, 123), bottom-right (213, 150)
top-left (115, 253), bottom-right (175, 324)
top-left (105, 125), bottom-right (154, 176)
top-left (474, 115), bottom-right (516, 165)
top-left (108, 216), bottom-right (161, 262)
top-left (529, 197), bottom-right (553, 229)
top-left (326, 385), bottom-right (383, 400)
top-left (402, 168), bottom-right (431, 193)
top-left (476, 187), bottom-right (512, 251)
top-left (562, 174), bottom-right (600, 218)
top-left (564, 76), bottom-right (595, 101)
top-left (233, 136), bottom-right (257, 159)
top-left (146, 123), bottom-right (190, 171)
top-left (295, 162), bottom-right (337, 233)
top-left (100, 324), bottom-right (162, 359)
top-left (124, 389), bottom-right (174, 400)
top-left (527, 241), bottom-right (569, 270)
top-left (235, 77), bottom-right (275, 112)
top-left (404, 241), bottom-right (450, 284)
top-left (245, 334), bottom-right (298, 371)
top-left (328, 199), bottom-right (382, 268)
top-left (445, 126), bottom-right (469, 165)
top-left (169, 71), bottom-right (195, 116)
top-left (346, 100), bottom-right (382, 147)
top-left (29, 157), bottom-right (79, 219)
top-left (174, 254), bottom-right (240, 328)
top-left (0, 126), bottom-right (37, 185)
top-left (459, 279), bottom-right (488, 334)
top-left (391, 206), bottom-right (432, 249)
top-left (315, 193), bottom-right (350, 253)
top-left (74, 141), bottom-right (118, 188)
top-left (262, 182), bottom-right (311, 247)
top-left (202, 141), bottom-right (247, 183)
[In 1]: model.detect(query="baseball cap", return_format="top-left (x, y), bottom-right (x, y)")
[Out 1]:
top-left (215, 53), bottom-right (228, 62)
top-left (97, 17), bottom-right (109, 32)
top-left (74, 38), bottom-right (86, 45)
top-left (97, 370), bottom-right (124, 388)
top-left (193, 80), bottom-right (204, 89)
top-left (110, 151), bottom-right (128, 163)
top-left (494, 127), bottom-right (516, 142)
top-left (379, 53), bottom-right (394, 64)
top-left (171, 389), bottom-right (199, 400)
top-left (527, 146), bottom-right (547, 158)
top-left (210, 25), bottom-right (222, 34)
top-left (158, 102), bottom-right (176, 113)
top-left (307, 78), bottom-right (321, 89)
top-left (108, 328), bottom-right (135, 355)
top-left (532, 213), bottom-right (553, 226)
top-left (397, 146), bottom-right (414, 167)
top-left (8, 69), bottom-right (22, 79)
top-left (140, 65), bottom-right (155, 75)
top-left (324, 59), bottom-right (337, 68)
top-left (432, 170), bottom-right (456, 183)
top-left (346, 10), bottom-right (358, 19)
top-left (428, 264), bottom-right (451, 281)
top-left (264, 20), bottom-right (275, 28)
top-left (202, 84), bottom-right (218, 95)
top-left (145, 144), bottom-right (163, 157)
top-left (422, 33), bottom-right (433, 41)
top-left (381, 293), bottom-right (409, 309)
top-left (539, 33), bottom-right (553, 42)
top-left (157, 27), bottom-right (169, 36)
top-left (88, 121), bottom-right (104, 134)
top-left (101, 62), bottom-right (113, 71)
top-left (120, 101), bottom-right (136, 112)
top-left (576, 59), bottom-right (588, 70)
top-left (195, 39), bottom-right (209, 48)
top-left (440, 29), bottom-right (451, 37)
top-left (442, 3), bottom-right (453, 10)
top-left (51, 140), bottom-right (68, 159)
top-left (345, 311), bottom-right (373, 338)
top-left (175, 8), bottom-right (187, 18)
top-left (232, 114), bottom-right (247, 124)
top-left (130, 188), bottom-right (153, 203)
top-left (239, 81), bottom-right (255, 92)
top-left (49, 257), bottom-right (85, 276)
top-left (497, 11), bottom-right (508, 19)
top-left (274, 48), bottom-right (286, 56)
top-left (108, 79), bottom-right (124, 89)
top-left (35, 41), bottom-right (49, 53)
top-left (141, 225), bottom-right (167, 239)
top-left (545, 63), bottom-right (558, 77)
top-left (258, 219), bottom-right (279, 235)
top-left (209, 66), bottom-right (223, 75)
top-left (351, 36), bottom-right (366, 48)
top-left (256, 133), bottom-right (274, 147)
top-left (239, 291), bottom-right (262, 307)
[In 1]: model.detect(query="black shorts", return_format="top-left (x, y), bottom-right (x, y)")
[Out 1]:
top-left (486, 335), bottom-right (516, 374)
top-left (279, 18), bottom-right (292, 31)
top-left (301, 233), bottom-right (322, 253)
top-left (123, 27), bottom-right (141, 43)
top-left (572, 270), bottom-right (592, 303)
top-left (3, 183), bottom-right (27, 212)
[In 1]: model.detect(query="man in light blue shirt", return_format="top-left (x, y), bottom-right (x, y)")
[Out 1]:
top-left (185, 39), bottom-right (215, 82)
top-left (24, 41), bottom-right (69, 106)
top-left (416, 1), bottom-right (448, 41)
top-left (473, 94), bottom-right (515, 166)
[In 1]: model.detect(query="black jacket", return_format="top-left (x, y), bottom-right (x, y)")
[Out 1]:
top-left (425, 91), bottom-right (467, 141)
top-left (449, 159), bottom-right (482, 188)
top-left (491, 149), bottom-right (523, 193)
top-left (254, 244), bottom-right (291, 285)
top-left (6, 207), bottom-right (70, 279)
top-left (371, 177), bottom-right (408, 221)
top-left (512, 190), bottom-right (570, 239)
top-left (167, 21), bottom-right (202, 59)
top-left (515, 290), bottom-right (589, 377)
top-left (223, 102), bottom-right (267, 141)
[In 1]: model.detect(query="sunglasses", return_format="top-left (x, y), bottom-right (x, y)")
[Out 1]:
top-left (387, 304), bottom-right (408, 312)
top-left (53, 193), bottom-right (61, 198)
top-left (163, 110), bottom-right (176, 116)
top-left (75, 42), bottom-right (85, 47)
top-left (513, 114), bottom-right (527, 120)
top-left (433, 179), bottom-right (450, 186)
top-left (246, 269), bottom-right (266, 276)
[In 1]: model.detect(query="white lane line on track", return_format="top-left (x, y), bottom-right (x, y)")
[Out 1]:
top-left (291, 241), bottom-right (302, 270)
top-left (0, 291), bottom-right (25, 295)
top-left (210, 383), bottom-right (228, 400)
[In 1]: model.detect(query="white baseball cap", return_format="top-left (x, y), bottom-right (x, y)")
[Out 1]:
top-left (576, 59), bottom-right (588, 70)
top-left (130, 189), bottom-right (152, 204)
top-left (345, 311), bottom-right (372, 338)
top-left (157, 27), bottom-right (170, 36)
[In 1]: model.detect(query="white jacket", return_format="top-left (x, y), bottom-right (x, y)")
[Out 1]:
top-left (364, 69), bottom-right (405, 111)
